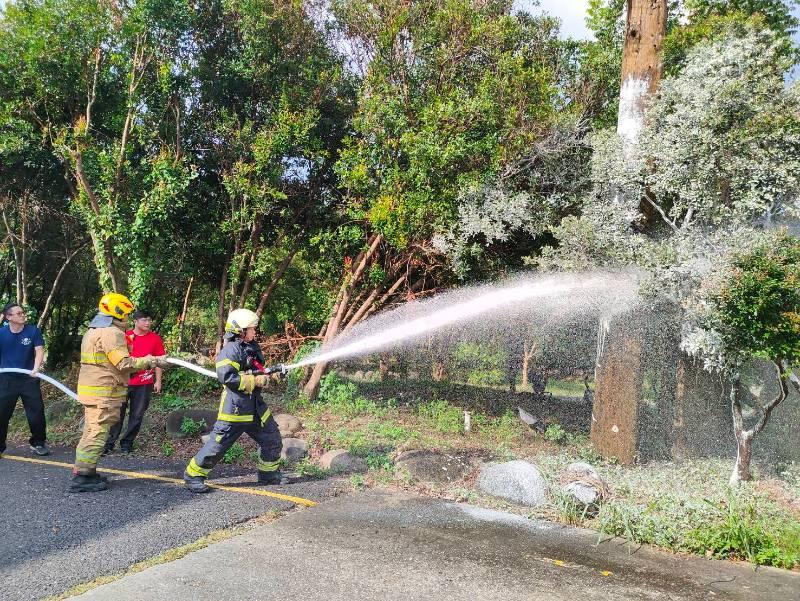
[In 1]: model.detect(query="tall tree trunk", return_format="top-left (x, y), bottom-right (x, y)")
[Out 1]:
top-left (617, 0), bottom-right (668, 148)
top-left (255, 246), bottom-right (300, 317)
top-left (176, 276), bottom-right (194, 352)
top-left (303, 234), bottom-right (382, 399)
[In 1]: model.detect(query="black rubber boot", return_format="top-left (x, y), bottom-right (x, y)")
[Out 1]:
top-left (183, 472), bottom-right (210, 493)
top-left (257, 470), bottom-right (289, 485)
top-left (68, 473), bottom-right (108, 493)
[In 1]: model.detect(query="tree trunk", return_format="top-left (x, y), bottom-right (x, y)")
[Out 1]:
top-left (303, 234), bottom-right (382, 399)
top-left (176, 276), bottom-right (194, 352)
top-left (255, 247), bottom-right (299, 317)
top-left (38, 243), bottom-right (87, 329)
top-left (730, 429), bottom-right (754, 487)
top-left (617, 0), bottom-right (667, 148)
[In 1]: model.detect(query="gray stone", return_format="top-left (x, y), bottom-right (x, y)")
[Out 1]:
top-left (281, 438), bottom-right (308, 463)
top-left (395, 450), bottom-right (472, 484)
top-left (477, 460), bottom-right (548, 507)
top-left (565, 462), bottom-right (600, 480)
top-left (165, 410), bottom-right (217, 438)
top-left (274, 414), bottom-right (302, 436)
top-left (319, 449), bottom-right (367, 473)
top-left (563, 481), bottom-right (601, 505)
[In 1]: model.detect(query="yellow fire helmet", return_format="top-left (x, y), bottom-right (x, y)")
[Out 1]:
top-left (98, 292), bottom-right (135, 319)
top-left (225, 308), bottom-right (259, 334)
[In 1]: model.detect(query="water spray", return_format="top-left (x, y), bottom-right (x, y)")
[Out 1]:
top-left (289, 272), bottom-right (638, 371)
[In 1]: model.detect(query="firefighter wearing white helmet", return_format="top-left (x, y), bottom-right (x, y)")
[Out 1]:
top-left (183, 308), bottom-right (286, 493)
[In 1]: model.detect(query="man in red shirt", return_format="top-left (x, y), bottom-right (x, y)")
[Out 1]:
top-left (103, 309), bottom-right (165, 454)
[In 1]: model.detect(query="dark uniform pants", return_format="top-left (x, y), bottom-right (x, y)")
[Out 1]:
top-left (0, 375), bottom-right (47, 453)
top-left (186, 414), bottom-right (282, 478)
top-left (105, 384), bottom-right (153, 451)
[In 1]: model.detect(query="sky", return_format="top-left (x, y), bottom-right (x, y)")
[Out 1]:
top-left (515, 0), bottom-right (593, 39)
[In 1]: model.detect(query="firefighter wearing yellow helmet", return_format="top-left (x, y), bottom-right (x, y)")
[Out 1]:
top-left (183, 308), bottom-right (286, 493)
top-left (70, 293), bottom-right (169, 493)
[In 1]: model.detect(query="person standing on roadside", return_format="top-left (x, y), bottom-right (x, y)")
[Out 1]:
top-left (103, 308), bottom-right (165, 455)
top-left (0, 302), bottom-right (50, 457)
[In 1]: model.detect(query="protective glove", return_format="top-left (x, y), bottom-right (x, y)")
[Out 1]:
top-left (254, 374), bottom-right (270, 388)
top-left (152, 356), bottom-right (171, 369)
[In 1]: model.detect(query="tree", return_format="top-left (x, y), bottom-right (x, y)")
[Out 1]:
top-left (617, 0), bottom-right (668, 147)
top-left (692, 231), bottom-right (800, 485)
top-left (300, 0), bottom-right (569, 398)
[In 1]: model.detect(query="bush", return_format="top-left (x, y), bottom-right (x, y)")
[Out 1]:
top-left (544, 423), bottom-right (567, 444)
top-left (160, 393), bottom-right (194, 411)
top-left (222, 442), bottom-right (245, 464)
top-left (417, 399), bottom-right (463, 434)
top-left (180, 416), bottom-right (206, 437)
top-left (317, 373), bottom-right (385, 418)
top-left (163, 365), bottom-right (219, 397)
top-left (452, 342), bottom-right (507, 386)
top-left (686, 495), bottom-right (799, 569)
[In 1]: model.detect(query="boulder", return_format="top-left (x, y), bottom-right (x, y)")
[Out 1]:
top-left (319, 449), bottom-right (367, 473)
top-left (395, 450), bottom-right (472, 484)
top-left (281, 438), bottom-right (308, 463)
top-left (477, 460), bottom-right (548, 507)
top-left (559, 462), bottom-right (609, 508)
top-left (165, 410), bottom-right (217, 439)
top-left (274, 413), bottom-right (303, 438)
top-left (564, 462), bottom-right (600, 480)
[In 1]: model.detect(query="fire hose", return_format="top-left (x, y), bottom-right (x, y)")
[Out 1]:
top-left (0, 359), bottom-right (288, 401)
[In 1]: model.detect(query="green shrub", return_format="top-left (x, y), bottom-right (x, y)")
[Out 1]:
top-left (294, 459), bottom-right (328, 479)
top-left (163, 366), bottom-right (218, 397)
top-left (417, 399), bottom-right (463, 434)
top-left (452, 342), bottom-right (506, 386)
top-left (544, 423), bottom-right (567, 444)
top-left (222, 442), bottom-right (245, 464)
top-left (283, 341), bottom-right (321, 403)
top-left (180, 416), bottom-right (206, 437)
top-left (317, 373), bottom-right (385, 418)
top-left (686, 495), bottom-right (799, 568)
top-left (160, 441), bottom-right (175, 457)
top-left (160, 393), bottom-right (194, 411)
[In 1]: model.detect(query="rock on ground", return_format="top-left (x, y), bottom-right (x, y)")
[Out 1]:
top-left (394, 450), bottom-right (472, 484)
top-left (559, 462), bottom-right (608, 507)
top-left (477, 460), bottom-right (548, 507)
top-left (319, 450), bottom-right (367, 473)
top-left (273, 413), bottom-right (303, 438)
top-left (281, 438), bottom-right (308, 463)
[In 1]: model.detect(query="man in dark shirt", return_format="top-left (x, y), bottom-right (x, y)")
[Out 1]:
top-left (0, 302), bottom-right (49, 457)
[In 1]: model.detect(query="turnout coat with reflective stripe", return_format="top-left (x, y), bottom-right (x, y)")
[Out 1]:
top-left (215, 339), bottom-right (268, 423)
top-left (77, 321), bottom-right (147, 406)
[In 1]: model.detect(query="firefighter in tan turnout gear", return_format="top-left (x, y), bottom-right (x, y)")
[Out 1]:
top-left (184, 308), bottom-right (286, 493)
top-left (70, 293), bottom-right (169, 493)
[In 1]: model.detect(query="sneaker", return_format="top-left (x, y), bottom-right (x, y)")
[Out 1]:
top-left (30, 444), bottom-right (51, 456)
top-left (183, 472), bottom-right (210, 494)
top-left (68, 474), bottom-right (108, 493)
top-left (100, 446), bottom-right (113, 456)
top-left (257, 470), bottom-right (289, 486)
top-left (120, 446), bottom-right (133, 455)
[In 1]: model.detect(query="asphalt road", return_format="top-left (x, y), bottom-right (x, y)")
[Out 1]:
top-left (0, 445), bottom-right (342, 601)
top-left (71, 490), bottom-right (800, 601)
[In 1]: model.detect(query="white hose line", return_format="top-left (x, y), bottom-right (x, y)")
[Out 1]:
top-left (165, 357), bottom-right (218, 379)
top-left (0, 368), bottom-right (79, 401)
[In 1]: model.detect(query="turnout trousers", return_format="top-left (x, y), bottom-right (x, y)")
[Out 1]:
top-left (186, 414), bottom-right (282, 479)
top-left (0, 375), bottom-right (47, 453)
top-left (74, 403), bottom-right (122, 474)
